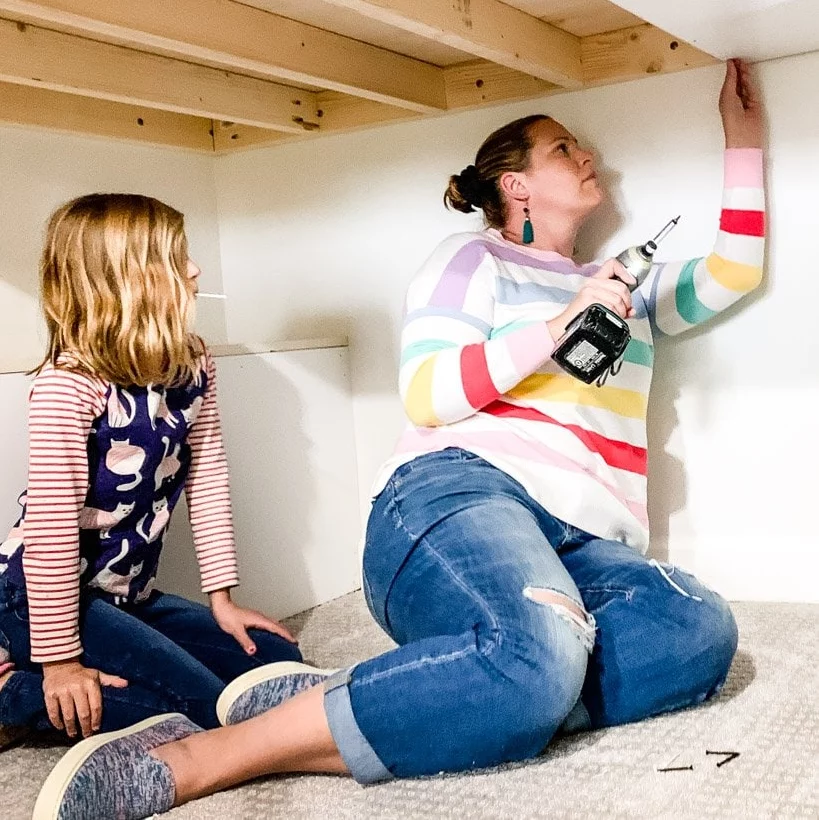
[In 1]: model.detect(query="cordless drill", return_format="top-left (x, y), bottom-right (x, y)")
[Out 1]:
top-left (551, 217), bottom-right (680, 386)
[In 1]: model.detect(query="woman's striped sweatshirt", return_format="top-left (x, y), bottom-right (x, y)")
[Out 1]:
top-left (370, 149), bottom-right (765, 552)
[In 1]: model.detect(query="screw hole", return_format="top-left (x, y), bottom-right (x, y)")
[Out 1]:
top-left (231, 133), bottom-right (239, 140)
top-left (670, 40), bottom-right (679, 50)
top-left (475, 79), bottom-right (484, 88)
top-left (136, 118), bottom-right (144, 126)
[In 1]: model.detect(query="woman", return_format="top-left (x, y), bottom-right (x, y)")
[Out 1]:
top-left (34, 59), bottom-right (765, 819)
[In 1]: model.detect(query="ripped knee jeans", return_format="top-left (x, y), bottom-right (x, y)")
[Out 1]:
top-left (323, 448), bottom-right (737, 783)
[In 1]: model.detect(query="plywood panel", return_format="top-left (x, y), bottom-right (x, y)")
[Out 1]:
top-left (160, 346), bottom-right (362, 616)
top-left (505, 1), bottom-right (643, 36)
top-left (237, 0), bottom-right (473, 65)
top-left (611, 0), bottom-right (819, 61)
top-left (0, 346), bottom-right (362, 618)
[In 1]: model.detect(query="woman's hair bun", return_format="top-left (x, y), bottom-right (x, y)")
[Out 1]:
top-left (444, 164), bottom-right (485, 214)
top-left (458, 165), bottom-right (484, 205)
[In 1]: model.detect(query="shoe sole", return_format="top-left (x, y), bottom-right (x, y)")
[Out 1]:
top-left (32, 712), bottom-right (185, 820)
top-left (216, 661), bottom-right (338, 726)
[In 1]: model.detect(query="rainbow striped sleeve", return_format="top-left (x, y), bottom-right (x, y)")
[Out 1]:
top-left (645, 148), bottom-right (766, 336)
top-left (400, 234), bottom-right (556, 427)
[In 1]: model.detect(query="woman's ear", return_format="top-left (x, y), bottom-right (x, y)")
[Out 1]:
top-left (498, 171), bottom-right (530, 204)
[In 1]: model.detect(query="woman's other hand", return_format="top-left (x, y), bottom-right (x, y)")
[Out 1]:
top-left (720, 58), bottom-right (764, 149)
top-left (548, 258), bottom-right (636, 340)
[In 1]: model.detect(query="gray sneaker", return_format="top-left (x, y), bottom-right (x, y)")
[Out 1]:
top-left (216, 661), bottom-right (339, 726)
top-left (32, 713), bottom-right (201, 820)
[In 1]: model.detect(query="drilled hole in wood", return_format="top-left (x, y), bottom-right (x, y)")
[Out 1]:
top-left (317, 110), bottom-right (324, 118)
top-left (476, 79), bottom-right (484, 88)
top-left (231, 133), bottom-right (239, 140)
top-left (670, 40), bottom-right (679, 50)
top-left (136, 118), bottom-right (144, 126)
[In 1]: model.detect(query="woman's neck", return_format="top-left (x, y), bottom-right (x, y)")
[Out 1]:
top-left (500, 215), bottom-right (579, 258)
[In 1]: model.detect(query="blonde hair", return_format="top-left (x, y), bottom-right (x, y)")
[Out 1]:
top-left (37, 193), bottom-right (203, 386)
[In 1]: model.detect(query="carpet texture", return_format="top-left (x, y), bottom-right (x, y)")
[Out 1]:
top-left (1, 594), bottom-right (816, 819)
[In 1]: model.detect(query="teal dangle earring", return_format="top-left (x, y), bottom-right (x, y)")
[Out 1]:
top-left (522, 206), bottom-right (534, 244)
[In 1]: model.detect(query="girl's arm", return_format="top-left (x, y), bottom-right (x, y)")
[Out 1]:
top-left (642, 59), bottom-right (765, 336)
top-left (22, 367), bottom-right (107, 662)
top-left (184, 352), bottom-right (240, 594)
top-left (399, 234), bottom-right (557, 427)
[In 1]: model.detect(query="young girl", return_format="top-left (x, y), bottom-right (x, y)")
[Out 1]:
top-left (0, 194), bottom-right (300, 744)
top-left (35, 59), bottom-right (765, 819)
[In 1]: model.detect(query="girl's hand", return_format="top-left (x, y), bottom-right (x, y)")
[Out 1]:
top-left (548, 258), bottom-right (636, 340)
top-left (210, 591), bottom-right (297, 654)
top-left (720, 58), bottom-right (764, 149)
top-left (42, 660), bottom-right (128, 738)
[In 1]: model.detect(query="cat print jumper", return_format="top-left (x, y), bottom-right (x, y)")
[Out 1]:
top-left (0, 350), bottom-right (239, 663)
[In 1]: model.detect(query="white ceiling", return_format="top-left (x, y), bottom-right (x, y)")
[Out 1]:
top-left (610, 0), bottom-right (819, 62)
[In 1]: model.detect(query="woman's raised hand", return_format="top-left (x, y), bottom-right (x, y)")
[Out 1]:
top-left (720, 58), bottom-right (764, 149)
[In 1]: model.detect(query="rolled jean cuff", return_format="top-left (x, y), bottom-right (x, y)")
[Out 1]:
top-left (323, 668), bottom-right (393, 785)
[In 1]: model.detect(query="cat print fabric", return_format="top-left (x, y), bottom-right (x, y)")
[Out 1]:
top-left (0, 367), bottom-right (208, 604)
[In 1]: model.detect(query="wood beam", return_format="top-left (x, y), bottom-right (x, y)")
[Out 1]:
top-left (581, 24), bottom-right (717, 85)
top-left (0, 17), bottom-right (318, 132)
top-left (320, 0), bottom-right (583, 88)
top-left (213, 23), bottom-right (715, 154)
top-left (445, 60), bottom-right (556, 109)
top-left (0, 81), bottom-right (214, 150)
top-left (0, 0), bottom-right (447, 113)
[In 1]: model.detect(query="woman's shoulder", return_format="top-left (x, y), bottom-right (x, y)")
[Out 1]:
top-left (429, 229), bottom-right (497, 256)
top-left (417, 230), bottom-right (502, 276)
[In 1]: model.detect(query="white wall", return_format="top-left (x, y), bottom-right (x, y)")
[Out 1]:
top-left (2, 53), bottom-right (816, 602)
top-left (0, 125), bottom-right (227, 372)
top-left (0, 345), bottom-right (362, 615)
top-left (214, 51), bottom-right (819, 603)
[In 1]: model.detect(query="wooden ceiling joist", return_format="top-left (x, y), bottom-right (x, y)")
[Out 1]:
top-left (0, 1), bottom-right (719, 153)
top-left (320, 0), bottom-right (584, 89)
top-left (0, 0), bottom-right (448, 112)
top-left (0, 16), bottom-right (317, 132)
top-left (0, 80), bottom-right (215, 150)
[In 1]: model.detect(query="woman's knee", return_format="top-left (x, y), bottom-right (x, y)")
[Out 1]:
top-left (687, 587), bottom-right (738, 692)
top-left (584, 562), bottom-right (739, 727)
top-left (650, 562), bottom-right (738, 681)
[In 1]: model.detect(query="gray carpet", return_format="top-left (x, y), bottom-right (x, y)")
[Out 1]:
top-left (2, 594), bottom-right (817, 819)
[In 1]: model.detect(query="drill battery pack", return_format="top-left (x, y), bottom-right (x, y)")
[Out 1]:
top-left (551, 304), bottom-right (630, 384)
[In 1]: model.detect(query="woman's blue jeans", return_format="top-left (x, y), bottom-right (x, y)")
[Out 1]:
top-left (0, 586), bottom-right (301, 732)
top-left (323, 448), bottom-right (738, 783)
